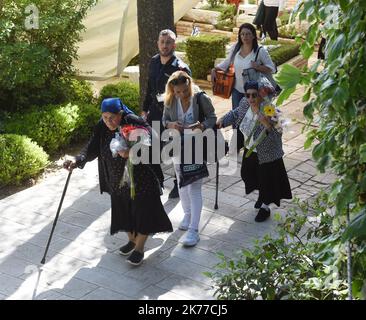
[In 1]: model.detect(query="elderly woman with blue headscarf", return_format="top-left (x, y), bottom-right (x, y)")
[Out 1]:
top-left (63, 98), bottom-right (172, 266)
top-left (217, 80), bottom-right (292, 222)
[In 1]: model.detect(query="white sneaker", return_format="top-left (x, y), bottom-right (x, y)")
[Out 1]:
top-left (178, 214), bottom-right (191, 231)
top-left (181, 229), bottom-right (200, 247)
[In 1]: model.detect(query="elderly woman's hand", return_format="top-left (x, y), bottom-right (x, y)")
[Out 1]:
top-left (63, 159), bottom-right (77, 171)
top-left (118, 149), bottom-right (130, 159)
top-left (257, 112), bottom-right (272, 130)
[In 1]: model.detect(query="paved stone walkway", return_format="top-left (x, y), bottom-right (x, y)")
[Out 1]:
top-left (0, 57), bottom-right (336, 301)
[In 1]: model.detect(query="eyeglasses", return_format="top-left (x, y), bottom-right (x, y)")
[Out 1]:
top-left (245, 93), bottom-right (258, 98)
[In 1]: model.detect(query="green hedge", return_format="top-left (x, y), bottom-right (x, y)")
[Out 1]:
top-left (215, 4), bottom-right (236, 31)
top-left (265, 40), bottom-right (300, 66)
top-left (71, 103), bottom-right (100, 142)
top-left (0, 134), bottom-right (49, 186)
top-left (64, 79), bottom-right (95, 105)
top-left (2, 103), bottom-right (99, 154)
top-left (98, 81), bottom-right (140, 114)
top-left (186, 34), bottom-right (230, 79)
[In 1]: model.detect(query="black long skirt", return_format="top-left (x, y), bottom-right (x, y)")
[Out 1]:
top-left (241, 150), bottom-right (292, 207)
top-left (110, 163), bottom-right (172, 235)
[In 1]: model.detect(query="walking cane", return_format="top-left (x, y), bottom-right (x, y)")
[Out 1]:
top-left (214, 160), bottom-right (219, 210)
top-left (41, 170), bottom-right (72, 264)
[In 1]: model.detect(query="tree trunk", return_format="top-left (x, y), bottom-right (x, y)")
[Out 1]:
top-left (137, 0), bottom-right (174, 107)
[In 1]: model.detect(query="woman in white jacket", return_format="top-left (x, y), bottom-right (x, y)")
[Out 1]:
top-left (213, 23), bottom-right (276, 149)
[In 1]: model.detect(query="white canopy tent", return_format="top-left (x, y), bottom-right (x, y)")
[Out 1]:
top-left (73, 0), bottom-right (200, 80)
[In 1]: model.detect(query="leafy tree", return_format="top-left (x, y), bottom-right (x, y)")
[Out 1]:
top-left (275, 0), bottom-right (366, 299)
top-left (0, 0), bottom-right (97, 110)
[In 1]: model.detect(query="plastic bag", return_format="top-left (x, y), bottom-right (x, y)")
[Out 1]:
top-left (110, 132), bottom-right (129, 158)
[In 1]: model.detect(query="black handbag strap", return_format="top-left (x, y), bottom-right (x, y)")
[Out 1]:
top-left (254, 46), bottom-right (262, 62)
top-left (196, 91), bottom-right (206, 123)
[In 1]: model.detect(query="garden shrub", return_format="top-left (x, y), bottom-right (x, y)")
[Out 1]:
top-left (71, 103), bottom-right (100, 142)
top-left (279, 11), bottom-right (291, 26)
top-left (175, 41), bottom-right (187, 52)
top-left (264, 40), bottom-right (300, 66)
top-left (207, 0), bottom-right (225, 8)
top-left (215, 4), bottom-right (236, 31)
top-left (206, 192), bottom-right (349, 300)
top-left (98, 81), bottom-right (140, 114)
top-left (2, 103), bottom-right (99, 154)
top-left (278, 24), bottom-right (301, 39)
top-left (259, 0), bottom-right (366, 299)
top-left (64, 79), bottom-right (95, 105)
top-left (0, 134), bottom-right (49, 186)
top-left (186, 34), bottom-right (230, 79)
top-left (0, 0), bottom-right (97, 111)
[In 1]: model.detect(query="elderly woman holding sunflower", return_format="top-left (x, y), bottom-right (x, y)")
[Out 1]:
top-left (217, 79), bottom-right (292, 222)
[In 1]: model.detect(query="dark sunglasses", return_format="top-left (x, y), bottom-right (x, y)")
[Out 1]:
top-left (245, 93), bottom-right (258, 98)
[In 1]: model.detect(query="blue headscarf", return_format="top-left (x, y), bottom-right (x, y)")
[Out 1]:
top-left (244, 80), bottom-right (259, 92)
top-left (100, 98), bottom-right (134, 115)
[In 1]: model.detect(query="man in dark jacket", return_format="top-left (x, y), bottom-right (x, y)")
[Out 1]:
top-left (142, 29), bottom-right (191, 198)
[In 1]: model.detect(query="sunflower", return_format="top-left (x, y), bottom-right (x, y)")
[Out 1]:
top-left (263, 104), bottom-right (275, 117)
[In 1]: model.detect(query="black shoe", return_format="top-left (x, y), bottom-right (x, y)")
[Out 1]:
top-left (168, 179), bottom-right (179, 199)
top-left (127, 250), bottom-right (144, 266)
top-left (255, 208), bottom-right (270, 222)
top-left (254, 200), bottom-right (262, 209)
top-left (119, 241), bottom-right (135, 256)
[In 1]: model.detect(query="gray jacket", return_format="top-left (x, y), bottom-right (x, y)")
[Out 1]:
top-left (162, 87), bottom-right (217, 130)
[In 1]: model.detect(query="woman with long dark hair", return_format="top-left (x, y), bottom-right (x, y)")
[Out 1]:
top-left (212, 23), bottom-right (276, 149)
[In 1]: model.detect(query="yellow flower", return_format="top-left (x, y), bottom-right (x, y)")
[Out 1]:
top-left (263, 105), bottom-right (275, 117)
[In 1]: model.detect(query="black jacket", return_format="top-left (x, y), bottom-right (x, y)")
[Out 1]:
top-left (142, 53), bottom-right (191, 123)
top-left (76, 113), bottom-right (151, 195)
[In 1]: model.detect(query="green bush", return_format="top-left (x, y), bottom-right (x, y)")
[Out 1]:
top-left (206, 192), bottom-right (349, 300)
top-left (2, 103), bottom-right (99, 154)
top-left (207, 0), bottom-right (225, 8)
top-left (186, 34), bottom-right (230, 79)
top-left (71, 103), bottom-right (100, 142)
top-left (64, 79), bottom-right (95, 104)
top-left (216, 4), bottom-right (236, 31)
top-left (0, 134), bottom-right (49, 186)
top-left (175, 41), bottom-right (187, 52)
top-left (279, 11), bottom-right (291, 26)
top-left (264, 40), bottom-right (300, 66)
top-left (278, 25), bottom-right (306, 39)
top-left (98, 81), bottom-right (140, 114)
top-left (0, 0), bottom-right (97, 111)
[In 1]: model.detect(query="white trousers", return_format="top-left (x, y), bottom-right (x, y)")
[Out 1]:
top-left (174, 164), bottom-right (203, 231)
